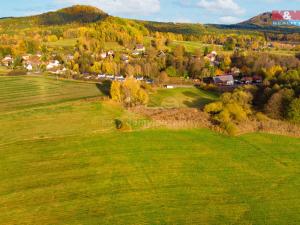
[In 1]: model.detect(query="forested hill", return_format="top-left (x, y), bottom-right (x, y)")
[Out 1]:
top-left (211, 12), bottom-right (300, 34)
top-left (0, 5), bottom-right (109, 28)
top-left (36, 5), bottom-right (108, 25)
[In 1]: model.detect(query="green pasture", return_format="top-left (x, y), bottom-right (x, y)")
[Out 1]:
top-left (0, 75), bottom-right (103, 112)
top-left (170, 40), bottom-right (226, 54)
top-left (45, 38), bottom-right (78, 48)
top-left (149, 87), bottom-right (219, 108)
top-left (0, 76), bottom-right (299, 225)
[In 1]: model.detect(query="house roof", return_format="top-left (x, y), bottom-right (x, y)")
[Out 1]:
top-left (213, 75), bottom-right (234, 83)
top-left (136, 44), bottom-right (145, 49)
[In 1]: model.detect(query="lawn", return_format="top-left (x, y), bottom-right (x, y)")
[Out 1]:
top-left (0, 76), bottom-right (299, 225)
top-left (170, 40), bottom-right (227, 54)
top-left (44, 38), bottom-right (78, 48)
top-left (0, 75), bottom-right (104, 112)
top-left (104, 41), bottom-right (125, 51)
top-left (149, 87), bottom-right (219, 108)
top-left (44, 39), bottom-right (124, 52)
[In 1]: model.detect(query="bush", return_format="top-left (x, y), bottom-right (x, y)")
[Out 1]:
top-left (288, 98), bottom-right (300, 123)
top-left (114, 119), bottom-right (132, 131)
top-left (205, 89), bottom-right (253, 135)
top-left (264, 88), bottom-right (294, 119)
top-left (256, 112), bottom-right (269, 122)
top-left (221, 122), bottom-right (238, 136)
top-left (7, 69), bottom-right (27, 76)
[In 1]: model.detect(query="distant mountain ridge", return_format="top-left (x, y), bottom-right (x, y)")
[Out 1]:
top-left (239, 12), bottom-right (273, 27)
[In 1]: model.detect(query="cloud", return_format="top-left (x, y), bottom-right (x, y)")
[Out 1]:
top-left (197, 0), bottom-right (245, 15)
top-left (219, 16), bottom-right (242, 24)
top-left (55, 0), bottom-right (161, 15)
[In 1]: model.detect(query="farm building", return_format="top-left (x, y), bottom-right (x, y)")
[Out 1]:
top-left (213, 75), bottom-right (234, 86)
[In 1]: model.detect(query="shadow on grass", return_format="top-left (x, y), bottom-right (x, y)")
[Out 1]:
top-left (96, 80), bottom-right (112, 96)
top-left (182, 89), bottom-right (217, 109)
top-left (183, 98), bottom-right (214, 109)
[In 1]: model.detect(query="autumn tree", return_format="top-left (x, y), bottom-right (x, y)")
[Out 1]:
top-left (110, 78), bottom-right (149, 107)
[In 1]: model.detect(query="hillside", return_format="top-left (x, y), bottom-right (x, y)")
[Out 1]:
top-left (240, 12), bottom-right (273, 26)
top-left (213, 12), bottom-right (300, 34)
top-left (0, 5), bottom-right (109, 29)
top-left (36, 5), bottom-right (108, 25)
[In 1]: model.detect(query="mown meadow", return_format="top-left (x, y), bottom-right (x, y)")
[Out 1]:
top-left (0, 75), bottom-right (299, 225)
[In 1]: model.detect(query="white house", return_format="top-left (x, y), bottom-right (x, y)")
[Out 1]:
top-left (135, 44), bottom-right (145, 52)
top-left (26, 64), bottom-right (33, 71)
top-left (132, 50), bottom-right (140, 56)
top-left (46, 60), bottom-right (60, 70)
top-left (100, 52), bottom-right (107, 59)
top-left (2, 56), bottom-right (13, 66)
top-left (107, 50), bottom-right (114, 56)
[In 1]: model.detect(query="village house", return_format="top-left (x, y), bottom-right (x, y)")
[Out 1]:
top-left (213, 74), bottom-right (234, 86)
top-left (107, 50), bottom-right (114, 57)
top-left (22, 55), bottom-right (30, 61)
top-left (26, 64), bottom-right (33, 71)
top-left (157, 50), bottom-right (166, 58)
top-left (205, 51), bottom-right (217, 61)
top-left (46, 60), bottom-right (60, 70)
top-left (1, 55), bottom-right (13, 67)
top-left (23, 55), bottom-right (41, 71)
top-left (121, 54), bottom-right (129, 63)
top-left (135, 44), bottom-right (145, 52)
top-left (231, 67), bottom-right (241, 76)
top-left (100, 52), bottom-right (107, 59)
top-left (205, 51), bottom-right (219, 66)
top-left (97, 74), bottom-right (106, 79)
top-left (135, 76), bottom-right (144, 81)
top-left (132, 50), bottom-right (140, 56)
top-left (66, 54), bottom-right (74, 61)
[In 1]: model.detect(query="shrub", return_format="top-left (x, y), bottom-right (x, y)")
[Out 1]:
top-left (114, 119), bottom-right (132, 131)
top-left (288, 98), bottom-right (300, 123)
top-left (256, 112), bottom-right (269, 122)
top-left (205, 89), bottom-right (253, 135)
top-left (265, 88), bottom-right (294, 119)
top-left (221, 122), bottom-right (238, 136)
top-left (8, 69), bottom-right (27, 76)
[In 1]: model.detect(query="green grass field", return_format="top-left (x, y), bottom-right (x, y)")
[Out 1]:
top-left (149, 87), bottom-right (219, 108)
top-left (0, 76), bottom-right (299, 225)
top-left (0, 75), bottom-right (103, 112)
top-left (170, 40), bottom-right (226, 54)
top-left (44, 39), bottom-right (124, 52)
top-left (44, 38), bottom-right (78, 48)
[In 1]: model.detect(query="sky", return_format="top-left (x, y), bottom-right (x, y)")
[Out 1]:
top-left (1, 0), bottom-right (300, 24)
